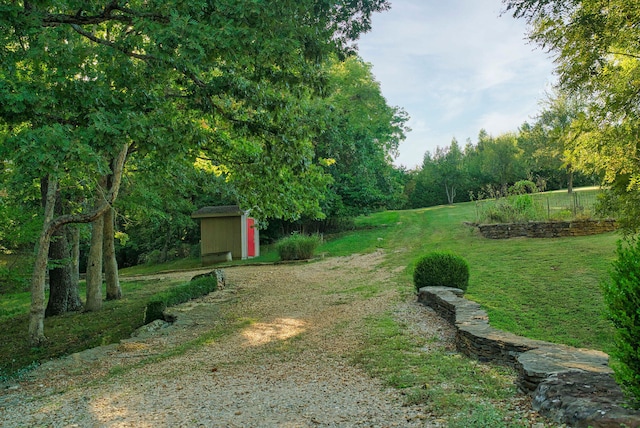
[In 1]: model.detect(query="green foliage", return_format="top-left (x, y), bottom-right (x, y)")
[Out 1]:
top-left (312, 56), bottom-right (410, 218)
top-left (506, 0), bottom-right (640, 230)
top-left (602, 238), bottom-right (640, 407)
top-left (476, 188), bottom-right (601, 224)
top-left (0, 254), bottom-right (32, 294)
top-left (478, 194), bottom-right (545, 224)
top-left (0, 0), bottom-right (393, 268)
top-left (275, 234), bottom-right (320, 261)
top-left (413, 252), bottom-right (470, 292)
top-left (144, 276), bottom-right (219, 324)
top-left (510, 180), bottom-right (537, 194)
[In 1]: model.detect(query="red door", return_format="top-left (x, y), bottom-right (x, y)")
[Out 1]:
top-left (247, 218), bottom-right (256, 257)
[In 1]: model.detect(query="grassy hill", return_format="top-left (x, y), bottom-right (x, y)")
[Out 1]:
top-left (323, 196), bottom-right (617, 353)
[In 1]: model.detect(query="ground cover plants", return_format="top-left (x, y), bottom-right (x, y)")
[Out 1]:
top-left (354, 313), bottom-right (535, 427)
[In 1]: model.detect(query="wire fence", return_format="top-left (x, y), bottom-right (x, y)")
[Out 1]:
top-left (474, 189), bottom-right (602, 224)
top-left (534, 191), bottom-right (600, 220)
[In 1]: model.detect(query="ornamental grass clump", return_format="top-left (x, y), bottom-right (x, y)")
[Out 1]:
top-left (275, 233), bottom-right (320, 261)
top-left (413, 251), bottom-right (470, 292)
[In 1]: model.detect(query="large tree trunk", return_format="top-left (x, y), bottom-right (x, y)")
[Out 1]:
top-left (45, 225), bottom-right (74, 317)
top-left (103, 206), bottom-right (122, 300)
top-left (45, 192), bottom-right (82, 317)
top-left (67, 226), bottom-right (83, 311)
top-left (28, 144), bottom-right (129, 344)
top-left (29, 175), bottom-right (58, 345)
top-left (85, 179), bottom-right (107, 312)
top-left (567, 164), bottom-right (574, 194)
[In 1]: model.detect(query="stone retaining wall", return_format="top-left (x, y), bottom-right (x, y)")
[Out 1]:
top-left (418, 286), bottom-right (640, 427)
top-left (477, 219), bottom-right (617, 239)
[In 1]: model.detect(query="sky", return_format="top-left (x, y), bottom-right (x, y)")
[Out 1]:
top-left (357, 0), bottom-right (557, 169)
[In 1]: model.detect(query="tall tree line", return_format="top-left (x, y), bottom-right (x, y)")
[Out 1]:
top-left (405, 108), bottom-right (598, 210)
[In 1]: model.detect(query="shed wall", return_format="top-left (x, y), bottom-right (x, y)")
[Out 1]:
top-left (200, 216), bottom-right (243, 259)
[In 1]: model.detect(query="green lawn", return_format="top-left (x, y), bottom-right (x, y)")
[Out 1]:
top-left (327, 196), bottom-right (618, 353)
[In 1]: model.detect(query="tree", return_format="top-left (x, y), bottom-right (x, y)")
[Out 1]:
top-left (504, 0), bottom-right (640, 226)
top-left (408, 152), bottom-right (448, 208)
top-left (1, 0), bottom-right (391, 344)
top-left (532, 91), bottom-right (587, 192)
top-left (410, 139), bottom-right (466, 207)
top-left (436, 139), bottom-right (465, 204)
top-left (479, 132), bottom-right (524, 192)
top-left (314, 56), bottom-right (409, 218)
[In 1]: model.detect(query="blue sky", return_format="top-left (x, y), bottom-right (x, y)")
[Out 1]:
top-left (357, 0), bottom-right (556, 168)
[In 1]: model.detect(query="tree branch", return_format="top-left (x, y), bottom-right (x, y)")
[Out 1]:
top-left (39, 2), bottom-right (169, 27)
top-left (48, 143), bottom-right (130, 232)
top-left (70, 24), bottom-right (153, 62)
top-left (609, 50), bottom-right (640, 60)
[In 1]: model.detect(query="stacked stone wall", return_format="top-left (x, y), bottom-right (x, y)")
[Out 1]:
top-left (417, 286), bottom-right (640, 427)
top-left (477, 219), bottom-right (617, 239)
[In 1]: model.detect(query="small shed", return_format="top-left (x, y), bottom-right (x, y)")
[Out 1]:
top-left (191, 205), bottom-right (259, 265)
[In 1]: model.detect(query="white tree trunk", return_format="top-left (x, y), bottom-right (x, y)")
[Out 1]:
top-left (85, 180), bottom-right (106, 312)
top-left (29, 175), bottom-right (58, 345)
top-left (103, 206), bottom-right (121, 300)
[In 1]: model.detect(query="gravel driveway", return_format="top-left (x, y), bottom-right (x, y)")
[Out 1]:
top-left (0, 251), bottom-right (523, 427)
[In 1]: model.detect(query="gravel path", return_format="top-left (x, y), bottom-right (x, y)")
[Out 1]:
top-left (0, 251), bottom-right (526, 427)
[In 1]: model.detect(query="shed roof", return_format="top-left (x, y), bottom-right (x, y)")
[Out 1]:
top-left (191, 205), bottom-right (245, 219)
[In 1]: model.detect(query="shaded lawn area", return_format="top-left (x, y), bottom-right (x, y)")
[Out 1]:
top-left (0, 279), bottom-right (176, 379)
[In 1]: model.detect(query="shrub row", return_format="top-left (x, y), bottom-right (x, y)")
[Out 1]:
top-left (144, 275), bottom-right (219, 324)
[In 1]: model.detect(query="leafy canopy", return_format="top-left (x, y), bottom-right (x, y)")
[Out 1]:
top-left (0, 0), bottom-right (391, 221)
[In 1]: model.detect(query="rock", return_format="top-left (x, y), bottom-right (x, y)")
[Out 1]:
top-left (131, 319), bottom-right (171, 338)
top-left (191, 269), bottom-right (225, 289)
top-left (532, 372), bottom-right (640, 427)
top-left (417, 286), bottom-right (640, 427)
top-left (477, 219), bottom-right (617, 239)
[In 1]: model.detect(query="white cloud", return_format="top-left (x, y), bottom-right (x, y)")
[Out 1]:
top-left (358, 0), bottom-right (555, 167)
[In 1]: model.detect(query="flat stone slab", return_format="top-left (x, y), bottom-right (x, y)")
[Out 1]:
top-left (519, 345), bottom-right (612, 378)
top-left (533, 372), bottom-right (640, 428)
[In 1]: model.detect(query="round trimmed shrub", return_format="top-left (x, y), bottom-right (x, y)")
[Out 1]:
top-left (413, 251), bottom-right (470, 292)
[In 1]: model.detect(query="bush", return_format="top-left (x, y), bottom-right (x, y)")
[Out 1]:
top-left (275, 233), bottom-right (320, 261)
top-left (479, 194), bottom-right (545, 224)
top-left (413, 252), bottom-right (470, 292)
top-left (144, 275), bottom-right (219, 324)
top-left (602, 238), bottom-right (640, 408)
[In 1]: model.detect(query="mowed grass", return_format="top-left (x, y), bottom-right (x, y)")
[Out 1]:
top-left (331, 196), bottom-right (617, 353)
